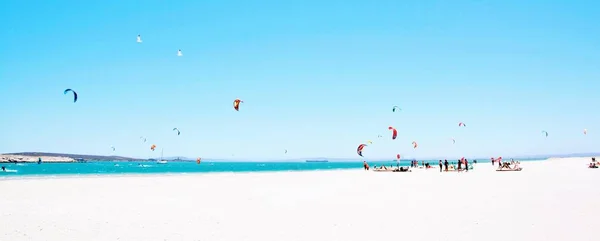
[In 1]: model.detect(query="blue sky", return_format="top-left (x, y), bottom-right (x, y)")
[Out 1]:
top-left (1, 0), bottom-right (598, 160)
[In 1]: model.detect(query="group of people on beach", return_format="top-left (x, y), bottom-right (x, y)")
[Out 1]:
top-left (362, 159), bottom-right (477, 172)
top-left (589, 157), bottom-right (598, 168)
top-left (492, 157), bottom-right (522, 171)
top-left (436, 158), bottom-right (475, 172)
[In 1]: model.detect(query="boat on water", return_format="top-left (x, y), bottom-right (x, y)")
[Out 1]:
top-left (156, 149), bottom-right (168, 164)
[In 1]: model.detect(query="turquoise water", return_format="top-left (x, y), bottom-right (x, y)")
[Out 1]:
top-left (0, 159), bottom-right (542, 177)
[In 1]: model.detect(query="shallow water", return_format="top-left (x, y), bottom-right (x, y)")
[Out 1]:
top-left (0, 159), bottom-right (543, 177)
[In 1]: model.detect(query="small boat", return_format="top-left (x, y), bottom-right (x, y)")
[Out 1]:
top-left (156, 149), bottom-right (168, 164)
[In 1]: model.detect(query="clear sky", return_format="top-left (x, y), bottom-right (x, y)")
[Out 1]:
top-left (1, 0), bottom-right (598, 160)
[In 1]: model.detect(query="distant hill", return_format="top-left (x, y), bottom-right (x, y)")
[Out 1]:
top-left (4, 152), bottom-right (144, 161)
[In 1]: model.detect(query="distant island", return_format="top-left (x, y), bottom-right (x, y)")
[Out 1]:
top-left (305, 160), bottom-right (329, 163)
top-left (1, 152), bottom-right (145, 163)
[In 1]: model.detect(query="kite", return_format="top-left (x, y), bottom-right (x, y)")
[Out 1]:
top-left (233, 99), bottom-right (244, 111)
top-left (64, 89), bottom-right (78, 103)
top-left (388, 126), bottom-right (398, 140)
top-left (357, 144), bottom-right (367, 157)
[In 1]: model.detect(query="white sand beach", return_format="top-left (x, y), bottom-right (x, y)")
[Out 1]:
top-left (1, 157), bottom-right (599, 241)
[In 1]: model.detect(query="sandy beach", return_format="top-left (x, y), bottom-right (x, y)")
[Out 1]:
top-left (1, 157), bottom-right (599, 241)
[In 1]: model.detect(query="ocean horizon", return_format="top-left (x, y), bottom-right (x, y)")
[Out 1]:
top-left (0, 158), bottom-right (545, 177)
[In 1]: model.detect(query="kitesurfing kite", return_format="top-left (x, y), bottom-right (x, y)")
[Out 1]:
top-left (150, 144), bottom-right (157, 151)
top-left (64, 89), bottom-right (77, 103)
top-left (458, 122), bottom-right (466, 127)
top-left (412, 141), bottom-right (418, 149)
top-left (396, 154), bottom-right (401, 160)
top-left (233, 99), bottom-right (244, 111)
top-left (357, 144), bottom-right (367, 157)
top-left (136, 35), bottom-right (142, 43)
top-left (584, 129), bottom-right (587, 135)
top-left (285, 149), bottom-right (288, 154)
top-left (542, 130), bottom-right (548, 137)
top-left (451, 138), bottom-right (456, 144)
top-left (173, 128), bottom-right (180, 135)
top-left (392, 106), bottom-right (401, 112)
top-left (140, 136), bottom-right (147, 143)
top-left (177, 49), bottom-right (183, 56)
top-left (388, 126), bottom-right (397, 140)
top-left (111, 146), bottom-right (115, 152)
top-left (377, 135), bottom-right (382, 138)
top-left (367, 140), bottom-right (373, 144)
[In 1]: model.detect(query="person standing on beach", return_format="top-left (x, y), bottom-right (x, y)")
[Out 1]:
top-left (363, 161), bottom-right (369, 171)
top-left (457, 159), bottom-right (462, 170)
top-left (439, 160), bottom-right (443, 172)
top-left (465, 159), bottom-right (469, 172)
top-left (444, 159), bottom-right (449, 172)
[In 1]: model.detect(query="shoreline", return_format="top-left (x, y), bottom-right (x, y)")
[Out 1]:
top-left (0, 158), bottom-right (551, 180)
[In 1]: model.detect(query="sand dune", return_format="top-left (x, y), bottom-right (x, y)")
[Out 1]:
top-left (1, 157), bottom-right (599, 241)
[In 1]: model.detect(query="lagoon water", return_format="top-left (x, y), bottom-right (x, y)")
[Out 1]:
top-left (0, 159), bottom-right (543, 177)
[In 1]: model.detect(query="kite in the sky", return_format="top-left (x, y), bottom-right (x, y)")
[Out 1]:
top-left (388, 126), bottom-right (398, 140)
top-left (357, 144), bottom-right (367, 157)
top-left (137, 35), bottom-right (142, 43)
top-left (233, 99), bottom-right (244, 111)
top-left (64, 89), bottom-right (78, 103)
top-left (177, 49), bottom-right (183, 56)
